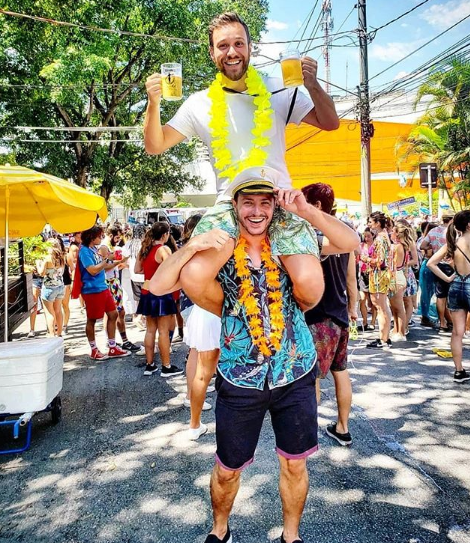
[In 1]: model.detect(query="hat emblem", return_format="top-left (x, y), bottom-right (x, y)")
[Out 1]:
top-left (260, 168), bottom-right (266, 178)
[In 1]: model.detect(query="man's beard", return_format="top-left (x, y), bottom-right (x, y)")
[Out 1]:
top-left (217, 57), bottom-right (250, 82)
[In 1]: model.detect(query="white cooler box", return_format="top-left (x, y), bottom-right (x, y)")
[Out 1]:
top-left (0, 337), bottom-right (64, 415)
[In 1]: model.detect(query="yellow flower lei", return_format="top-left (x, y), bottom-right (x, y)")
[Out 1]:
top-left (233, 237), bottom-right (284, 356)
top-left (207, 66), bottom-right (274, 182)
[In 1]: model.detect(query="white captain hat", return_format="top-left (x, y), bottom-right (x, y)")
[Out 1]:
top-left (230, 166), bottom-right (281, 197)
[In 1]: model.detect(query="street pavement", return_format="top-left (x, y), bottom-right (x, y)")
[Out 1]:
top-left (1, 301), bottom-right (469, 543)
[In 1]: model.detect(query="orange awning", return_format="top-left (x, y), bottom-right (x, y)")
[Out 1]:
top-left (286, 119), bottom-right (425, 204)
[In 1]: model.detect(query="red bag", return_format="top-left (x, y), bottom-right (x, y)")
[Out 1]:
top-left (71, 247), bottom-right (83, 299)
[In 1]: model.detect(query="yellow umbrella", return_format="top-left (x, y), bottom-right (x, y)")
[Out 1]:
top-left (1, 165), bottom-right (108, 341)
top-left (0, 165), bottom-right (107, 237)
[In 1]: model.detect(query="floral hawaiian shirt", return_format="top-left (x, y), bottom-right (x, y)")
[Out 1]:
top-left (217, 256), bottom-right (317, 390)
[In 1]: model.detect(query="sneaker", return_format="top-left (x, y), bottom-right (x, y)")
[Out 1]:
top-left (420, 317), bottom-right (434, 327)
top-left (135, 346), bottom-right (146, 356)
top-left (326, 422), bottom-right (352, 446)
top-left (206, 384), bottom-right (216, 393)
top-left (281, 534), bottom-right (304, 543)
top-left (366, 338), bottom-right (391, 349)
top-left (408, 319), bottom-right (415, 327)
top-left (172, 334), bottom-right (183, 344)
top-left (454, 370), bottom-right (470, 383)
top-left (122, 340), bottom-right (142, 352)
top-left (203, 526), bottom-right (231, 543)
top-left (161, 365), bottom-right (184, 377)
top-left (183, 398), bottom-right (212, 411)
top-left (108, 345), bottom-right (131, 358)
top-left (144, 364), bottom-right (159, 376)
top-left (27, 330), bottom-right (35, 338)
top-left (188, 423), bottom-right (209, 441)
top-left (362, 324), bottom-right (375, 332)
top-left (390, 333), bottom-right (407, 342)
top-left (90, 348), bottom-right (108, 360)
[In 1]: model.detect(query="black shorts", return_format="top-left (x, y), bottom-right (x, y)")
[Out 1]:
top-left (434, 263), bottom-right (454, 299)
top-left (214, 370), bottom-right (318, 471)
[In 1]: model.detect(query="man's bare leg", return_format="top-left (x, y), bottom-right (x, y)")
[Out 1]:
top-left (208, 463), bottom-right (241, 539)
top-left (331, 369), bottom-right (352, 434)
top-left (278, 456), bottom-right (309, 543)
top-left (280, 255), bottom-right (324, 310)
top-left (190, 349), bottom-right (219, 429)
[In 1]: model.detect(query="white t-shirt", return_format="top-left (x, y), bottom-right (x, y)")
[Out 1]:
top-left (167, 77), bottom-right (313, 199)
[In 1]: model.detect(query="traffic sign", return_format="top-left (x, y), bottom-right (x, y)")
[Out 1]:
top-left (419, 163), bottom-right (438, 188)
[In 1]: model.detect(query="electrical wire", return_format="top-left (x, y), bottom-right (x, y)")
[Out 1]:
top-left (369, 0), bottom-right (431, 38)
top-left (0, 9), bottom-right (203, 44)
top-left (0, 8), bottom-right (356, 47)
top-left (369, 12), bottom-right (470, 82)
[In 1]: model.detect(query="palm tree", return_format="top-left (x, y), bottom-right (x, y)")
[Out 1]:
top-left (397, 58), bottom-right (470, 209)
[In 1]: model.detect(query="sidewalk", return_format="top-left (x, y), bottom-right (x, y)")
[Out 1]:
top-left (1, 303), bottom-right (469, 543)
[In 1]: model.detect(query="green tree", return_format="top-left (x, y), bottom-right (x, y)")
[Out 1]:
top-left (0, 0), bottom-right (268, 201)
top-left (397, 58), bottom-right (470, 209)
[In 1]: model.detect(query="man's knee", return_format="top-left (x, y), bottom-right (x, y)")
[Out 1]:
top-left (213, 463), bottom-right (242, 485)
top-left (278, 456), bottom-right (307, 478)
top-left (107, 310), bottom-right (118, 321)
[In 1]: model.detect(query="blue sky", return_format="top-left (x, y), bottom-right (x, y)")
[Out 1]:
top-left (253, 0), bottom-right (470, 96)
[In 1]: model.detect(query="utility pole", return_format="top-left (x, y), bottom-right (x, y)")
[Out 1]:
top-left (358, 0), bottom-right (373, 217)
top-left (321, 0), bottom-right (334, 94)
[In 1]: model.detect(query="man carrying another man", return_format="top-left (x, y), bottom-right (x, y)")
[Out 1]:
top-left (150, 169), bottom-right (359, 543)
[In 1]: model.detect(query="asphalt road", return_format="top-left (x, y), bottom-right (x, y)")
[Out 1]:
top-left (1, 302), bottom-right (469, 543)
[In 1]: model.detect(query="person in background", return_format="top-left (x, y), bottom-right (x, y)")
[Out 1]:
top-left (178, 214), bottom-right (218, 440)
top-left (397, 220), bottom-right (419, 333)
top-left (37, 239), bottom-right (65, 337)
top-left (357, 227), bottom-right (377, 332)
top-left (100, 225), bottom-right (142, 353)
top-left (27, 245), bottom-right (44, 338)
top-left (427, 211), bottom-right (470, 383)
top-left (57, 236), bottom-right (72, 335)
top-left (135, 222), bottom-right (182, 377)
top-left (122, 224), bottom-right (147, 330)
top-left (78, 225), bottom-right (130, 360)
top-left (366, 212), bottom-right (393, 349)
top-left (421, 212), bottom-right (455, 331)
top-left (418, 222), bottom-right (438, 326)
top-left (389, 223), bottom-right (414, 342)
top-left (302, 182), bottom-right (356, 447)
top-left (69, 232), bottom-right (86, 312)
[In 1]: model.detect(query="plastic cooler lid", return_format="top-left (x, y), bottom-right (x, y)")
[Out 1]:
top-left (0, 337), bottom-right (63, 358)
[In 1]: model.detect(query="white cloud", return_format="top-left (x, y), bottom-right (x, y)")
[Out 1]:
top-left (393, 70), bottom-right (409, 81)
top-left (266, 19), bottom-right (288, 31)
top-left (420, 0), bottom-right (470, 29)
top-left (369, 40), bottom-right (427, 62)
top-left (400, 23), bottom-right (409, 28)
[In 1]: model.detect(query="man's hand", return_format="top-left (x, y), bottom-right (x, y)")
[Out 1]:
top-left (275, 188), bottom-right (311, 217)
top-left (145, 73), bottom-right (163, 106)
top-left (188, 229), bottom-right (231, 253)
top-left (301, 56), bottom-right (320, 91)
top-left (348, 307), bottom-right (358, 321)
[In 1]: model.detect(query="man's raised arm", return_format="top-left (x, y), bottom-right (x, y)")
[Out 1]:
top-left (149, 229), bottom-right (234, 317)
top-left (143, 73), bottom-right (186, 154)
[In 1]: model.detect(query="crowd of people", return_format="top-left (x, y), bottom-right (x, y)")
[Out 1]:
top-left (23, 10), bottom-right (469, 543)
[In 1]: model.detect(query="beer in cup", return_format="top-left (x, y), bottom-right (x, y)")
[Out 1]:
top-left (161, 63), bottom-right (183, 101)
top-left (280, 50), bottom-right (303, 88)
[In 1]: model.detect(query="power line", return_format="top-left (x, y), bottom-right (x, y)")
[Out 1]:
top-left (368, 0), bottom-right (430, 38)
top-left (369, 12), bottom-right (470, 82)
top-left (0, 8), bottom-right (355, 47)
top-left (0, 9), bottom-right (203, 44)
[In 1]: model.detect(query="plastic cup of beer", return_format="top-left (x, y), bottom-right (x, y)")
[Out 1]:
top-left (161, 63), bottom-right (183, 101)
top-left (280, 50), bottom-right (303, 88)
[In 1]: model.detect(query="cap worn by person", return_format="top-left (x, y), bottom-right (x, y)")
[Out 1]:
top-left (230, 166), bottom-right (281, 198)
